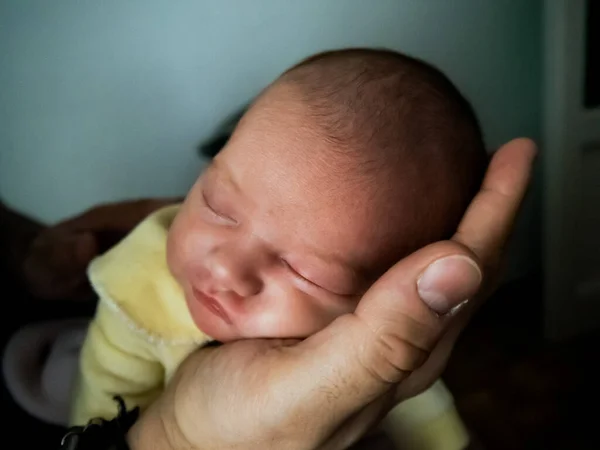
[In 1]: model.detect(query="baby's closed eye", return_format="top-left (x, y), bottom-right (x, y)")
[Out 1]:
top-left (280, 257), bottom-right (360, 298)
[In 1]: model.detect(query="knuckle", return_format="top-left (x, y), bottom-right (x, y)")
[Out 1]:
top-left (359, 328), bottom-right (430, 385)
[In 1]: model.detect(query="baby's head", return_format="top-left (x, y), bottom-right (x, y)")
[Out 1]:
top-left (168, 48), bottom-right (487, 342)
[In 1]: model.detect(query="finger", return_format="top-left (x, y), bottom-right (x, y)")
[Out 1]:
top-left (351, 243), bottom-right (481, 384)
top-left (390, 141), bottom-right (536, 403)
top-left (393, 312), bottom-right (465, 403)
top-left (452, 138), bottom-right (536, 266)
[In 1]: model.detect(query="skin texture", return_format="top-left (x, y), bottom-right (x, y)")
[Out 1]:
top-left (129, 138), bottom-right (537, 450)
top-left (167, 84), bottom-right (469, 342)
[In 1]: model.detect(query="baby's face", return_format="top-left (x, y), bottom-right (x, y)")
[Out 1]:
top-left (167, 87), bottom-right (404, 342)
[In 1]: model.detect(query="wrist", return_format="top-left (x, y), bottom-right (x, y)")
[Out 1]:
top-left (60, 397), bottom-right (139, 450)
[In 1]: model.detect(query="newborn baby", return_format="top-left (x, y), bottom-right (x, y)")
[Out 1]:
top-left (71, 48), bottom-right (486, 445)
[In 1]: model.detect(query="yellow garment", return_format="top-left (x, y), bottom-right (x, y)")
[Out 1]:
top-left (70, 205), bottom-right (210, 425)
top-left (383, 380), bottom-right (470, 450)
top-left (70, 205), bottom-right (470, 449)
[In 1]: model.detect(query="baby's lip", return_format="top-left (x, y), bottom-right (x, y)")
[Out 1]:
top-left (192, 288), bottom-right (233, 325)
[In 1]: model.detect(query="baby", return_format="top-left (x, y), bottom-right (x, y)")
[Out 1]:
top-left (71, 48), bottom-right (486, 446)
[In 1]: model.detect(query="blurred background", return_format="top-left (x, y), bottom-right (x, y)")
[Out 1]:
top-left (1, 1), bottom-right (598, 449)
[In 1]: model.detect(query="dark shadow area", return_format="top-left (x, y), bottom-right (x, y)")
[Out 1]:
top-left (445, 274), bottom-right (599, 450)
top-left (584, 0), bottom-right (600, 109)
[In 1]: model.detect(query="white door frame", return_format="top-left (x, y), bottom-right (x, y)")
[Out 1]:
top-left (543, 0), bottom-right (600, 339)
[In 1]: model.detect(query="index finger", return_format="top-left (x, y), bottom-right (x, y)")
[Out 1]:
top-left (452, 137), bottom-right (537, 266)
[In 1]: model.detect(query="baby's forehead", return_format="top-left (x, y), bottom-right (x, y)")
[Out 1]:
top-left (215, 133), bottom-right (408, 276)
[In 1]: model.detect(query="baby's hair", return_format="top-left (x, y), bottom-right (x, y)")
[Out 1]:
top-left (276, 48), bottom-right (488, 256)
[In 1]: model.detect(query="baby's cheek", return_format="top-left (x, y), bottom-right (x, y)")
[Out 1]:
top-left (169, 213), bottom-right (213, 278)
top-left (250, 292), bottom-right (343, 338)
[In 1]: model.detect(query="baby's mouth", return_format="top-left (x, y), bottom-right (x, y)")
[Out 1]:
top-left (192, 288), bottom-right (233, 324)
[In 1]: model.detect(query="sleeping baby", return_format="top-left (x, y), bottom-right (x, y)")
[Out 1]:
top-left (70, 48), bottom-right (487, 448)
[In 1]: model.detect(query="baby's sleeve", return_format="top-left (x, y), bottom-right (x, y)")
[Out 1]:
top-left (69, 299), bottom-right (164, 426)
top-left (381, 380), bottom-right (470, 450)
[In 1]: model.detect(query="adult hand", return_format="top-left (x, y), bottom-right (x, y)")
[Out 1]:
top-left (22, 198), bottom-right (180, 300)
top-left (128, 138), bottom-right (536, 450)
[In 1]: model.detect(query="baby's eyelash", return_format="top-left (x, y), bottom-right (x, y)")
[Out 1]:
top-left (282, 258), bottom-right (359, 299)
top-left (202, 191), bottom-right (237, 224)
top-left (281, 259), bottom-right (310, 283)
top-left (281, 258), bottom-right (331, 294)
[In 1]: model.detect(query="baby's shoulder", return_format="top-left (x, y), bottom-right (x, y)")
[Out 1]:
top-left (88, 205), bottom-right (207, 345)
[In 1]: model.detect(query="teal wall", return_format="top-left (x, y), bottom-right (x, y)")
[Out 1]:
top-left (0, 0), bottom-right (542, 277)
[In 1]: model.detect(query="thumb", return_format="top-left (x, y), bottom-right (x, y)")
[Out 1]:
top-left (354, 242), bottom-right (482, 385)
top-left (293, 241), bottom-right (482, 425)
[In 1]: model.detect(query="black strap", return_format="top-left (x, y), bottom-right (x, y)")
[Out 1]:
top-left (59, 397), bottom-right (139, 450)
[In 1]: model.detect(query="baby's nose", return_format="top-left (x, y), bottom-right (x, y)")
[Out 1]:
top-left (206, 247), bottom-right (262, 298)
